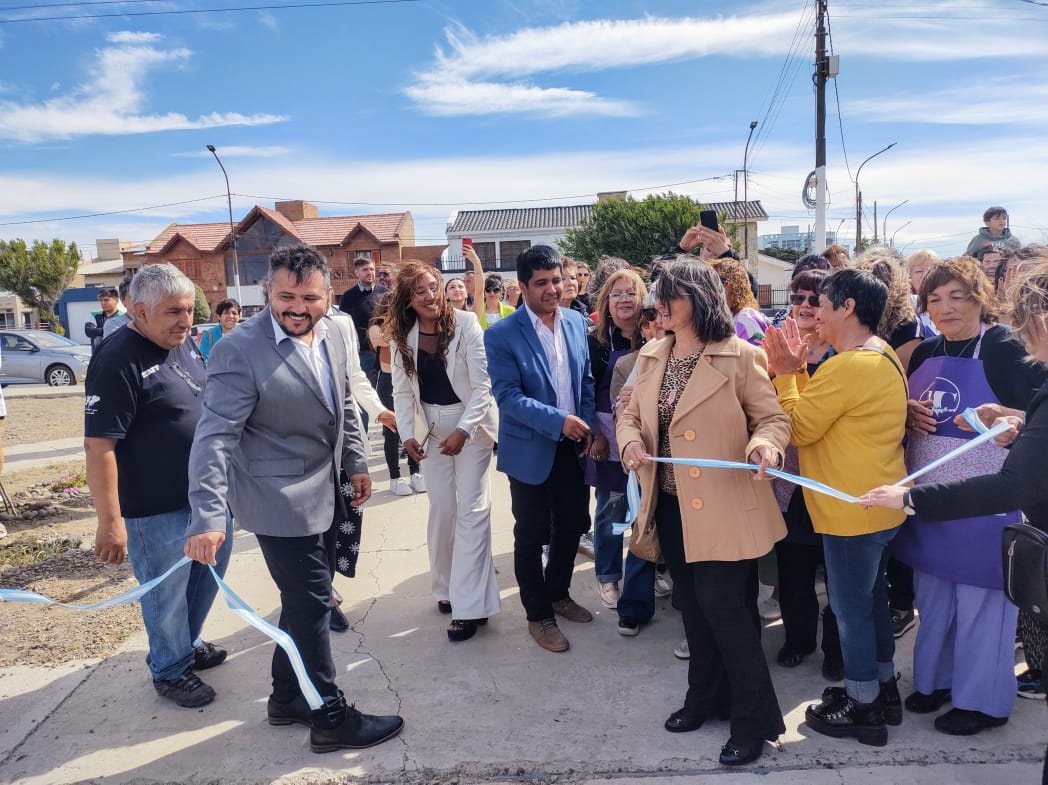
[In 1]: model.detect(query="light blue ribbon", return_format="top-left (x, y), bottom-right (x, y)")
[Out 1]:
top-left (613, 406), bottom-right (1011, 535)
top-left (1, 555), bottom-right (324, 711)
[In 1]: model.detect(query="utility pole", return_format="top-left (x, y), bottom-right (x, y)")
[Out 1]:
top-left (813, 0), bottom-right (829, 254)
top-left (855, 142), bottom-right (896, 251)
top-left (873, 201), bottom-right (878, 245)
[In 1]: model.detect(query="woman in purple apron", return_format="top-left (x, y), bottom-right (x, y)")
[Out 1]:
top-left (585, 270), bottom-right (646, 610)
top-left (892, 258), bottom-right (1048, 735)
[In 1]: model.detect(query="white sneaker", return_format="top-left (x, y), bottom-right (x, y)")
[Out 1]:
top-left (653, 572), bottom-right (672, 598)
top-left (598, 581), bottom-right (620, 609)
top-left (410, 473), bottom-right (427, 493)
top-left (673, 638), bottom-right (690, 660)
top-left (390, 478), bottom-right (414, 496)
top-left (759, 597), bottom-right (782, 621)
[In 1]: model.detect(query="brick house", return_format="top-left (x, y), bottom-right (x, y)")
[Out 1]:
top-left (123, 201), bottom-right (415, 315)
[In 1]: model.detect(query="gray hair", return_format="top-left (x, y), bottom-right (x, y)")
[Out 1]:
top-left (130, 264), bottom-right (196, 310)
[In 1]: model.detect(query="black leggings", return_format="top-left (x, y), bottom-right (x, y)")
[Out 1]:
top-left (376, 371), bottom-right (419, 479)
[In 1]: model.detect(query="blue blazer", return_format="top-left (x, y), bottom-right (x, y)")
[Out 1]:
top-left (484, 305), bottom-right (595, 485)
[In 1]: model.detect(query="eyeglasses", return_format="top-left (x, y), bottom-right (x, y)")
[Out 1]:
top-left (609, 291), bottom-right (638, 301)
top-left (640, 308), bottom-right (659, 321)
top-left (376, 271), bottom-right (391, 278)
top-left (790, 294), bottom-right (821, 307)
top-left (485, 287), bottom-right (502, 293)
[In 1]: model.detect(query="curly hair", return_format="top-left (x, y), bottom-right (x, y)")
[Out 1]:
top-left (383, 261), bottom-right (456, 379)
top-left (594, 269), bottom-right (647, 348)
top-left (710, 258), bottom-right (758, 315)
top-left (854, 254), bottom-right (916, 340)
top-left (1010, 253), bottom-right (1048, 349)
top-left (918, 257), bottom-right (997, 325)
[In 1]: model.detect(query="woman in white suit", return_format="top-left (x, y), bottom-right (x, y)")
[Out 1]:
top-left (386, 261), bottom-right (502, 642)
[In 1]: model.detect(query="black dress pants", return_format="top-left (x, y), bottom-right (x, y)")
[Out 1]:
top-left (775, 540), bottom-right (841, 659)
top-left (508, 439), bottom-right (591, 622)
top-left (256, 531), bottom-right (339, 707)
top-left (655, 491), bottom-right (786, 742)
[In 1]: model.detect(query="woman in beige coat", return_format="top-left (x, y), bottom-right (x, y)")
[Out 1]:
top-left (618, 258), bottom-right (791, 767)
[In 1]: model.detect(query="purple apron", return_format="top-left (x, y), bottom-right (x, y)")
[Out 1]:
top-left (584, 345), bottom-right (632, 493)
top-left (891, 329), bottom-right (1020, 590)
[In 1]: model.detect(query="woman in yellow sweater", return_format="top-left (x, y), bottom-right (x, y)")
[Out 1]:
top-left (763, 268), bottom-right (907, 748)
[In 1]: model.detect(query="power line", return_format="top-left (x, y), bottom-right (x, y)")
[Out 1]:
top-left (1, 0), bottom-right (165, 11)
top-left (0, 195), bottom-right (227, 227)
top-left (0, 0), bottom-right (419, 24)
top-left (825, 5), bottom-right (854, 184)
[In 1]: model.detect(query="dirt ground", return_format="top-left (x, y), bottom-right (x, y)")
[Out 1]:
top-left (1, 395), bottom-right (142, 666)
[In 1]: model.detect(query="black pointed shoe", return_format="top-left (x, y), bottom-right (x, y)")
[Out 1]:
top-left (879, 674), bottom-right (903, 726)
top-left (267, 694), bottom-right (312, 727)
top-left (805, 693), bottom-right (887, 747)
top-left (309, 705), bottom-right (405, 752)
top-left (664, 707), bottom-right (704, 733)
top-left (718, 735), bottom-right (766, 766)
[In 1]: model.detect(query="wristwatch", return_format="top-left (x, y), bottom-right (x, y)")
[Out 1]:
top-left (902, 489), bottom-right (916, 516)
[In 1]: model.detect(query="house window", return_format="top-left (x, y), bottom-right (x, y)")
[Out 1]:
top-left (499, 241), bottom-right (531, 266)
top-left (472, 242), bottom-right (496, 266)
top-left (21, 312), bottom-right (32, 329)
top-left (226, 217), bottom-right (295, 285)
top-left (0, 312), bottom-right (13, 328)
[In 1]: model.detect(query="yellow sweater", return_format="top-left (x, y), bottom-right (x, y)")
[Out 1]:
top-left (773, 347), bottom-right (907, 537)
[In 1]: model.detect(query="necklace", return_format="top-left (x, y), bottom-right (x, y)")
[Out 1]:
top-left (940, 334), bottom-right (979, 358)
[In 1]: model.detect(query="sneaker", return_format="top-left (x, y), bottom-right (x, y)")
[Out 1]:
top-left (617, 618), bottom-right (640, 637)
top-left (577, 531), bottom-right (595, 560)
top-left (598, 581), bottom-right (620, 609)
top-left (673, 638), bottom-right (690, 660)
top-left (1018, 669), bottom-right (1047, 700)
top-left (153, 668), bottom-right (216, 708)
top-left (193, 641), bottom-right (227, 671)
top-left (390, 477), bottom-right (413, 496)
top-left (759, 597), bottom-right (781, 621)
top-left (409, 473), bottom-right (426, 493)
top-left (892, 608), bottom-right (916, 639)
top-left (653, 572), bottom-right (673, 598)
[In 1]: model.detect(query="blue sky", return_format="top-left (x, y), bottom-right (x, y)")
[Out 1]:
top-left (1, 0), bottom-right (1046, 261)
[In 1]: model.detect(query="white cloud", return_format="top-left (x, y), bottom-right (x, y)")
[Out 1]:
top-left (106, 31), bottom-right (162, 44)
top-left (846, 78), bottom-right (1048, 126)
top-left (173, 145), bottom-right (293, 158)
top-left (0, 35), bottom-right (286, 143)
top-left (257, 11), bottom-right (279, 31)
top-left (406, 8), bottom-right (1048, 117)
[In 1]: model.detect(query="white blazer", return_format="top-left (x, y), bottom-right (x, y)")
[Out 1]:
top-left (329, 308), bottom-right (386, 454)
top-left (391, 310), bottom-right (498, 444)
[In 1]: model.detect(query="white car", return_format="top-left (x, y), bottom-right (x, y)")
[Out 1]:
top-left (0, 330), bottom-right (92, 386)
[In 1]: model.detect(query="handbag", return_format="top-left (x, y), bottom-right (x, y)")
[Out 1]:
top-left (1002, 522), bottom-right (1048, 626)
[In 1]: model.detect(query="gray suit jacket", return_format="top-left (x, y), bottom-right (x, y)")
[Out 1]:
top-left (187, 307), bottom-right (368, 538)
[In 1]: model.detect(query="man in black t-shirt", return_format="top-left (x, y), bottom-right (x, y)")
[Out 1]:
top-left (84, 263), bottom-right (232, 709)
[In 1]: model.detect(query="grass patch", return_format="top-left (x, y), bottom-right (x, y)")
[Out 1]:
top-left (0, 535), bottom-right (83, 569)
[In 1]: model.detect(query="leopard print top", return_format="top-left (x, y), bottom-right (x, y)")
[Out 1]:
top-left (657, 351), bottom-right (705, 495)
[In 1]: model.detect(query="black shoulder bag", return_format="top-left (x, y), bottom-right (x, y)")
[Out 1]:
top-left (1003, 523), bottom-right (1048, 626)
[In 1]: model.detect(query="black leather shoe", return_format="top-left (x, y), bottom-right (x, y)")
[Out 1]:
top-left (776, 645), bottom-right (815, 668)
top-left (267, 694), bottom-right (312, 727)
top-left (310, 705), bottom-right (405, 752)
top-left (904, 688), bottom-right (951, 714)
top-left (879, 674), bottom-right (903, 726)
top-left (805, 693), bottom-right (887, 747)
top-left (447, 619), bottom-right (481, 642)
top-left (719, 735), bottom-right (765, 766)
top-left (934, 708), bottom-right (1008, 736)
top-left (664, 707), bottom-right (704, 733)
top-left (822, 654), bottom-right (844, 682)
top-left (329, 605), bottom-right (350, 633)
top-left (437, 600), bottom-right (452, 614)
top-left (193, 641), bottom-right (227, 671)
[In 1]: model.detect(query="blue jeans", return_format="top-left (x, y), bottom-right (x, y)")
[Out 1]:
top-left (617, 551), bottom-right (656, 624)
top-left (822, 527), bottom-right (899, 703)
top-left (124, 506), bottom-right (233, 682)
top-left (593, 487), bottom-right (626, 583)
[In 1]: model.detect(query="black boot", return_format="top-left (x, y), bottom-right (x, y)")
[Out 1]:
top-left (309, 700), bottom-right (404, 753)
top-left (805, 691), bottom-right (887, 747)
top-left (879, 674), bottom-right (902, 726)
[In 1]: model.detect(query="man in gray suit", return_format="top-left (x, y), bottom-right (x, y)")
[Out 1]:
top-left (184, 244), bottom-right (404, 753)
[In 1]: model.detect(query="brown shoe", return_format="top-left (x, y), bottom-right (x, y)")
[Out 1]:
top-left (552, 596), bottom-right (593, 623)
top-left (528, 619), bottom-right (569, 652)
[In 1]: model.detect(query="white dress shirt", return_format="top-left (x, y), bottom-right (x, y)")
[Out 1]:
top-left (523, 302), bottom-right (575, 416)
top-left (270, 314), bottom-right (337, 412)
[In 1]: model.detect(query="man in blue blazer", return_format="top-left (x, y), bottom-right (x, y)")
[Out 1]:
top-left (485, 245), bottom-right (596, 652)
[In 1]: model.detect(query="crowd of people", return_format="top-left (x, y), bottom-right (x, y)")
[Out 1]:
top-left (74, 204), bottom-right (1048, 775)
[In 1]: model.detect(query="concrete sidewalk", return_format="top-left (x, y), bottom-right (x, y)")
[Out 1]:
top-left (4, 437), bottom-right (84, 473)
top-left (0, 456), bottom-right (1044, 785)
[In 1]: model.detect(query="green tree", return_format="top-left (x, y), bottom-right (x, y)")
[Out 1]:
top-left (760, 246), bottom-right (802, 263)
top-left (193, 285), bottom-right (211, 324)
top-left (559, 192), bottom-right (713, 271)
top-left (0, 238), bottom-right (81, 331)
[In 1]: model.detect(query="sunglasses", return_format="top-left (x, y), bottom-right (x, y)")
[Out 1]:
top-left (790, 294), bottom-right (822, 307)
top-left (377, 271), bottom-right (391, 278)
top-left (485, 287), bottom-right (502, 293)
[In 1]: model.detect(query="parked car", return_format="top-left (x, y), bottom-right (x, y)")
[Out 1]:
top-left (0, 330), bottom-right (92, 386)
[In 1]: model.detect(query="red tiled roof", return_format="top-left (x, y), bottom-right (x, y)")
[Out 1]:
top-left (295, 213), bottom-right (407, 246)
top-left (148, 223), bottom-right (232, 254)
top-left (253, 206), bottom-right (302, 239)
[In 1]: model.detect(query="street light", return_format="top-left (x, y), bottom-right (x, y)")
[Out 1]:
top-left (206, 144), bottom-right (242, 303)
top-left (854, 142), bottom-right (897, 251)
top-left (742, 120), bottom-right (758, 263)
top-left (891, 221), bottom-right (912, 249)
top-left (883, 199), bottom-right (909, 247)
